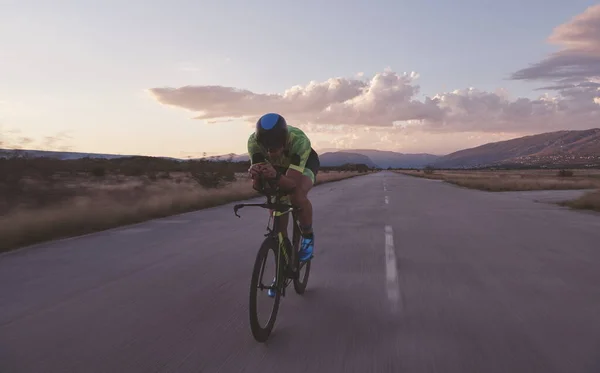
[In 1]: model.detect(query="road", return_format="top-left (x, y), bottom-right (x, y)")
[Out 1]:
top-left (1, 171), bottom-right (600, 373)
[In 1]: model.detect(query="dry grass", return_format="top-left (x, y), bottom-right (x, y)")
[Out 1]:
top-left (559, 190), bottom-right (600, 212)
top-left (0, 170), bottom-right (371, 252)
top-left (397, 169), bottom-right (600, 192)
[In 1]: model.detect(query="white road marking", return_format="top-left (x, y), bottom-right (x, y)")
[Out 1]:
top-left (384, 225), bottom-right (400, 312)
top-left (385, 196), bottom-right (389, 204)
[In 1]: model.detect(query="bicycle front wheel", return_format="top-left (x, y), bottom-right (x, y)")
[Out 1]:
top-left (249, 236), bottom-right (281, 342)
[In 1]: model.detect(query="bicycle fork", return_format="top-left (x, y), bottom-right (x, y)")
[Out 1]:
top-left (268, 208), bottom-right (298, 298)
top-left (275, 231), bottom-right (300, 297)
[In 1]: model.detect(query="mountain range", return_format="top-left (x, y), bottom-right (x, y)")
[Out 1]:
top-left (433, 128), bottom-right (600, 168)
top-left (190, 129), bottom-right (600, 168)
top-left (3, 128), bottom-right (600, 168)
top-left (182, 150), bottom-right (440, 168)
top-left (318, 150), bottom-right (439, 168)
top-left (0, 149), bottom-right (181, 161)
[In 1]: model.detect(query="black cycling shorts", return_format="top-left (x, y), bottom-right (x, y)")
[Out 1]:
top-left (273, 148), bottom-right (320, 183)
top-left (304, 148), bottom-right (320, 182)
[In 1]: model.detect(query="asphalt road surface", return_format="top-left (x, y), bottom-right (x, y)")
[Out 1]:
top-left (2, 172), bottom-right (600, 373)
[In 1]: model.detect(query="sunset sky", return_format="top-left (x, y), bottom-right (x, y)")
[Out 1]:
top-left (1, 0), bottom-right (599, 158)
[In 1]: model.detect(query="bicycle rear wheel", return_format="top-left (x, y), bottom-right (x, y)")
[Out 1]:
top-left (249, 236), bottom-right (281, 342)
top-left (292, 216), bottom-right (311, 294)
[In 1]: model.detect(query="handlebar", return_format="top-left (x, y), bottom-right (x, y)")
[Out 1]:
top-left (252, 171), bottom-right (293, 199)
top-left (235, 168), bottom-right (298, 217)
top-left (233, 202), bottom-right (296, 217)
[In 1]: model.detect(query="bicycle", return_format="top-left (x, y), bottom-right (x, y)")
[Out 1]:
top-left (233, 176), bottom-right (312, 342)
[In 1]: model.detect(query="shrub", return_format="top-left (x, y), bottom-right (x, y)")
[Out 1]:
top-left (91, 166), bottom-right (106, 177)
top-left (423, 165), bottom-right (435, 174)
top-left (557, 169), bottom-right (574, 177)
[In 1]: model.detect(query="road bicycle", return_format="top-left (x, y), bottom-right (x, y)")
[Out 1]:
top-left (233, 177), bottom-right (311, 342)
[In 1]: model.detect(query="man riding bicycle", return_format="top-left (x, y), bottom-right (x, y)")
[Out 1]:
top-left (247, 112), bottom-right (320, 267)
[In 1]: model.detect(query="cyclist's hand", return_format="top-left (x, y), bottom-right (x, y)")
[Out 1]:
top-left (261, 164), bottom-right (277, 179)
top-left (248, 164), bottom-right (264, 179)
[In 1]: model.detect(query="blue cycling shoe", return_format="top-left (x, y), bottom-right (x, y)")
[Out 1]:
top-left (299, 234), bottom-right (314, 262)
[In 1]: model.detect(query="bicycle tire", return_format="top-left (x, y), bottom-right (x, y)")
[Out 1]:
top-left (249, 236), bottom-right (281, 342)
top-left (292, 218), bottom-right (311, 294)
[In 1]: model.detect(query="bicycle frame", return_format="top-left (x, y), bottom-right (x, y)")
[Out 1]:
top-left (242, 175), bottom-right (313, 341)
top-left (233, 185), bottom-right (302, 295)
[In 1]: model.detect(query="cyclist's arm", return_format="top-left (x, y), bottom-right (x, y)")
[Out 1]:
top-left (277, 134), bottom-right (311, 191)
top-left (247, 135), bottom-right (267, 166)
top-left (247, 135), bottom-right (268, 190)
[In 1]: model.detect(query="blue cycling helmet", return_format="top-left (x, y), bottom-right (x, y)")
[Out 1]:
top-left (255, 113), bottom-right (288, 149)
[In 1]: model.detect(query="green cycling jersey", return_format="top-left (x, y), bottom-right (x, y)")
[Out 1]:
top-left (247, 125), bottom-right (315, 183)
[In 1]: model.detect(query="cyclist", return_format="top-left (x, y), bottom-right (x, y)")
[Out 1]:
top-left (247, 112), bottom-right (320, 269)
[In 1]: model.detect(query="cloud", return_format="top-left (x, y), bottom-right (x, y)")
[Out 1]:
top-left (148, 6), bottom-right (600, 140)
top-left (148, 67), bottom-right (600, 134)
top-left (148, 71), bottom-right (444, 127)
top-left (510, 5), bottom-right (600, 84)
top-left (310, 126), bottom-right (523, 155)
top-left (506, 4), bottom-right (600, 135)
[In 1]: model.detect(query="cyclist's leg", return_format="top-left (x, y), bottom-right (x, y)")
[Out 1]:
top-left (292, 171), bottom-right (315, 261)
top-left (265, 164), bottom-right (316, 297)
top-left (297, 149), bottom-right (319, 231)
top-left (291, 172), bottom-right (314, 225)
top-left (290, 151), bottom-right (319, 261)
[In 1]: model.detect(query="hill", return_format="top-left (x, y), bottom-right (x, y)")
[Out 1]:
top-left (215, 149), bottom-right (439, 168)
top-left (0, 149), bottom-right (133, 160)
top-left (7, 128), bottom-right (600, 169)
top-left (434, 128), bottom-right (600, 168)
top-left (319, 152), bottom-right (378, 168)
top-left (0, 148), bottom-right (182, 161)
top-left (336, 149), bottom-right (439, 168)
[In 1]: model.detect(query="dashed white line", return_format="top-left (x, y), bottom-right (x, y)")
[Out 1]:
top-left (384, 196), bottom-right (389, 204)
top-left (384, 225), bottom-right (400, 312)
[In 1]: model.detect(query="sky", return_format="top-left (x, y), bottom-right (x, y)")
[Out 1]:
top-left (1, 0), bottom-right (599, 157)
